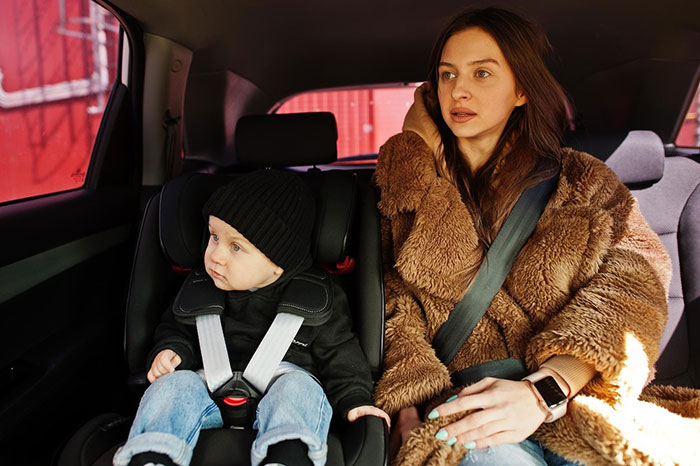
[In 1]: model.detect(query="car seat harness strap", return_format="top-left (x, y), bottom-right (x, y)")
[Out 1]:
top-left (432, 173), bottom-right (559, 385)
top-left (195, 313), bottom-right (234, 392)
top-left (243, 312), bottom-right (304, 393)
top-left (173, 265), bottom-right (333, 427)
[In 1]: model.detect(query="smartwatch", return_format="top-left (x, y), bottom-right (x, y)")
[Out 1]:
top-left (522, 373), bottom-right (568, 422)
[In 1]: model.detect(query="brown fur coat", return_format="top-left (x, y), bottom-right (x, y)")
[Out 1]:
top-left (373, 92), bottom-right (700, 465)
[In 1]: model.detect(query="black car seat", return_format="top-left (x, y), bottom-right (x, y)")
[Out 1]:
top-left (57, 112), bottom-right (387, 466)
top-left (566, 130), bottom-right (700, 388)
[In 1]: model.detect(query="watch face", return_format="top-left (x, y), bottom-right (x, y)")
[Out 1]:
top-left (534, 376), bottom-right (567, 408)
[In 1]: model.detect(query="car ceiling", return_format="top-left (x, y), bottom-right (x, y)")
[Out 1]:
top-left (106, 0), bottom-right (700, 143)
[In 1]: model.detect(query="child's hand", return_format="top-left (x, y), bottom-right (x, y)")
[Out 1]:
top-left (347, 405), bottom-right (391, 430)
top-left (147, 349), bottom-right (182, 383)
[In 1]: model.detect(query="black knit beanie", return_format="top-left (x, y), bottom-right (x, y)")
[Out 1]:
top-left (202, 170), bottom-right (315, 271)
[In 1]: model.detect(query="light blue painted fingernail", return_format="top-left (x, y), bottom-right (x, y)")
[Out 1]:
top-left (435, 429), bottom-right (448, 441)
top-left (464, 440), bottom-right (477, 449)
top-left (446, 394), bottom-right (459, 402)
top-left (427, 409), bottom-right (439, 419)
top-left (446, 437), bottom-right (457, 446)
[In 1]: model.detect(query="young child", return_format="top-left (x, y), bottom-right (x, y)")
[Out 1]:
top-left (113, 169), bottom-right (389, 466)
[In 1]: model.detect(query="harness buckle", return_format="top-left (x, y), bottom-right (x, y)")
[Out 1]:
top-left (211, 372), bottom-right (262, 427)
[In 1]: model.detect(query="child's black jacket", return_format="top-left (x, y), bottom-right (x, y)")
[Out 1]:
top-left (147, 264), bottom-right (374, 419)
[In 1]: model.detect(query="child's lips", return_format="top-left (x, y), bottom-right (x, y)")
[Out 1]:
top-left (209, 268), bottom-right (224, 280)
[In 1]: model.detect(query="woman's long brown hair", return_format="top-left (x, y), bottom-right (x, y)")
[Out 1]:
top-left (425, 8), bottom-right (570, 268)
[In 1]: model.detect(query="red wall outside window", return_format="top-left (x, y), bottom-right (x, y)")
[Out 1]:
top-left (276, 86), bottom-right (419, 160)
top-left (0, 0), bottom-right (119, 203)
top-left (676, 86), bottom-right (700, 147)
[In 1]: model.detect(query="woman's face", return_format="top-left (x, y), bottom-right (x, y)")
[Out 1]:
top-left (437, 27), bottom-right (526, 154)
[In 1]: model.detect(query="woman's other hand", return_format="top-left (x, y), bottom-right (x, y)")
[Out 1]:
top-left (389, 405), bottom-right (423, 458)
top-left (427, 377), bottom-right (548, 449)
top-left (147, 349), bottom-right (182, 383)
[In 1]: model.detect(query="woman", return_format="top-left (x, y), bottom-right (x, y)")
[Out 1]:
top-left (373, 7), bottom-right (700, 465)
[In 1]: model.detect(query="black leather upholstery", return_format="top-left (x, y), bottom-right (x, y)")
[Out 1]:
top-left (56, 413), bottom-right (131, 466)
top-left (125, 192), bottom-right (183, 377)
top-left (567, 130), bottom-right (700, 388)
top-left (352, 170), bottom-right (385, 379)
top-left (156, 171), bottom-right (356, 270)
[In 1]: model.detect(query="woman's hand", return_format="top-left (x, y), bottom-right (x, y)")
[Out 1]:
top-left (427, 377), bottom-right (548, 449)
top-left (389, 405), bottom-right (423, 458)
top-left (147, 349), bottom-right (182, 383)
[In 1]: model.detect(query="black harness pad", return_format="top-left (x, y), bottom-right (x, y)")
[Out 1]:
top-left (277, 266), bottom-right (333, 326)
top-left (172, 268), bottom-right (226, 324)
top-left (171, 266), bottom-right (333, 326)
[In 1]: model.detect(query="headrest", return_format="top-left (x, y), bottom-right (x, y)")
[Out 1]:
top-left (565, 130), bottom-right (665, 185)
top-left (235, 112), bottom-right (338, 168)
top-left (159, 171), bottom-right (355, 269)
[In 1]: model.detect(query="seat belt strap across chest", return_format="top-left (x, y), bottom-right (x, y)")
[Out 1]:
top-left (432, 173), bottom-right (559, 367)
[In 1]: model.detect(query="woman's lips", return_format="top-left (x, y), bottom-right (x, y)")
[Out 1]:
top-left (450, 108), bottom-right (476, 123)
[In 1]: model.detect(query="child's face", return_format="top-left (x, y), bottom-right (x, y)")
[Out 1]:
top-left (204, 215), bottom-right (284, 291)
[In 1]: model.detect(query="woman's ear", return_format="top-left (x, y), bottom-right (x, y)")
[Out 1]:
top-left (515, 90), bottom-right (527, 107)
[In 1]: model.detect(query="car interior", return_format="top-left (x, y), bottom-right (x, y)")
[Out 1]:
top-left (1, 1), bottom-right (699, 465)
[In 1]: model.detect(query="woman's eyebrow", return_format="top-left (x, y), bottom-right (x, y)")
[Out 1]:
top-left (469, 58), bottom-right (500, 66)
top-left (439, 58), bottom-right (500, 67)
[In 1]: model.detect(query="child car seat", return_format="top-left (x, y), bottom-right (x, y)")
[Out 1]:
top-left (57, 112), bottom-right (387, 466)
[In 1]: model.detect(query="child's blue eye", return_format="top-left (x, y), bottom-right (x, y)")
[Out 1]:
top-left (211, 233), bottom-right (218, 242)
top-left (232, 244), bottom-right (240, 252)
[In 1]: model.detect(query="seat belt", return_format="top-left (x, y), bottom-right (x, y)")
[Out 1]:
top-left (431, 173), bottom-right (559, 384)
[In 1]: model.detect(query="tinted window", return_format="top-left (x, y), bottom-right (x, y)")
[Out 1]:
top-left (0, 0), bottom-right (120, 203)
top-left (276, 85), bottom-right (420, 161)
top-left (676, 84), bottom-right (700, 147)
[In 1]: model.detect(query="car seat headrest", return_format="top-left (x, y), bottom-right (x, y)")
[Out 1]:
top-left (565, 130), bottom-right (664, 185)
top-left (159, 171), bottom-right (354, 269)
top-left (235, 112), bottom-right (338, 168)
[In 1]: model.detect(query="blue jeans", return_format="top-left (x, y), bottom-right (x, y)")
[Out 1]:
top-left (112, 363), bottom-right (332, 466)
top-left (459, 438), bottom-right (581, 465)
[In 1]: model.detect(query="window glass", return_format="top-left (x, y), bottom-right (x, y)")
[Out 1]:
top-left (275, 84), bottom-right (421, 162)
top-left (0, 0), bottom-right (120, 203)
top-left (676, 84), bottom-right (700, 147)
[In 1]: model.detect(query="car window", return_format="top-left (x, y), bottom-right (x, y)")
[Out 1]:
top-left (275, 84), bottom-right (420, 162)
top-left (0, 0), bottom-right (120, 204)
top-left (676, 84), bottom-right (700, 147)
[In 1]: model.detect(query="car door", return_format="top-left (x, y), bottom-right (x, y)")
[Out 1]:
top-left (0, 3), bottom-right (143, 463)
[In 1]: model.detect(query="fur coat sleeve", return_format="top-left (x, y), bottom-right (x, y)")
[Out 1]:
top-left (373, 130), bottom-right (700, 465)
